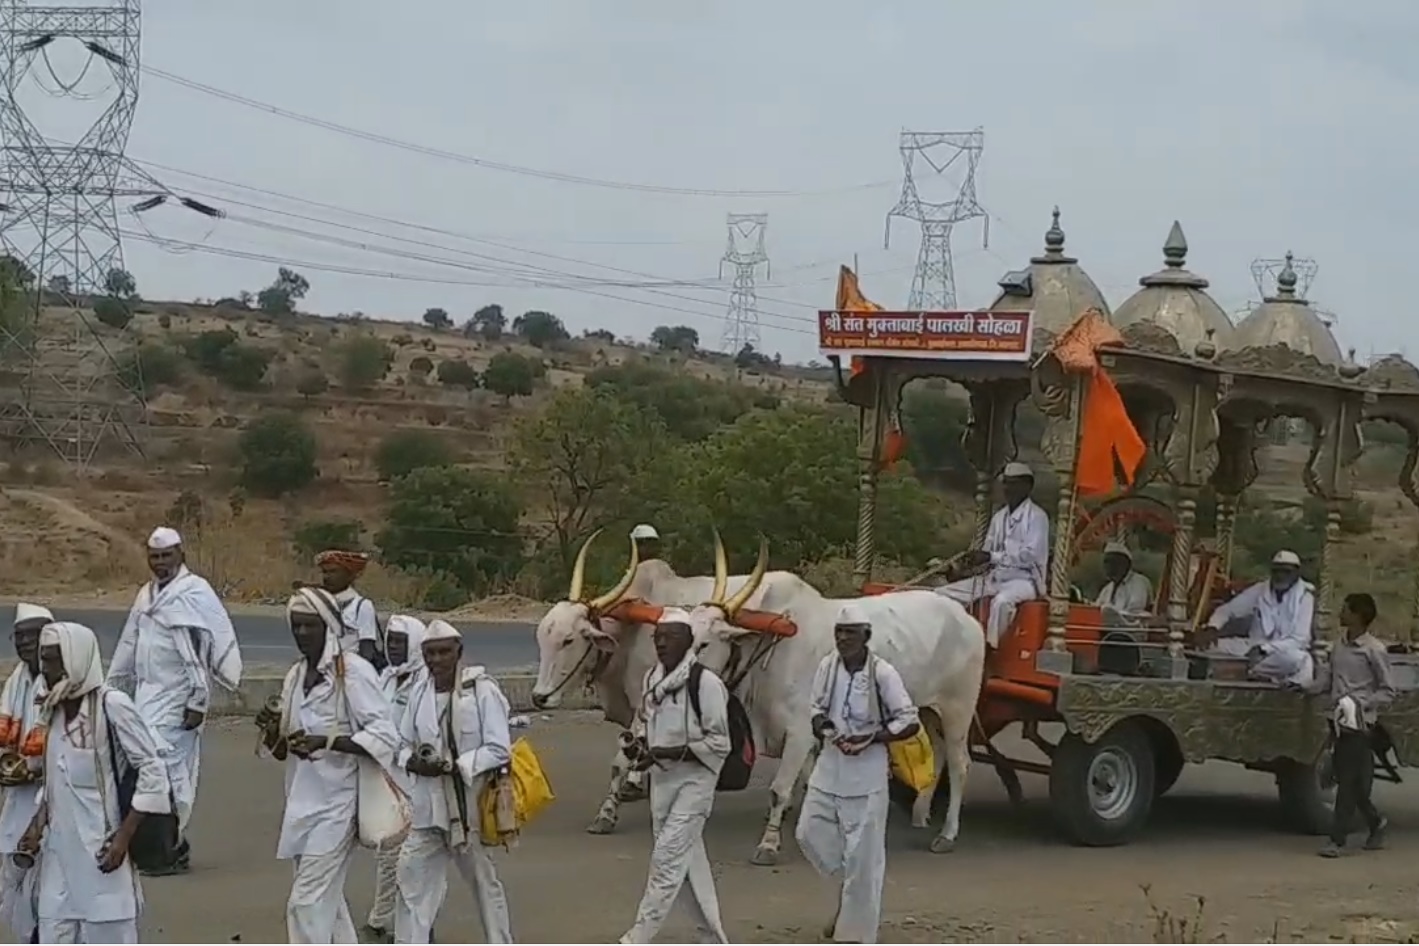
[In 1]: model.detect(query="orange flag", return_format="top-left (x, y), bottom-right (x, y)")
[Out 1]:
top-left (833, 266), bottom-right (905, 469)
top-left (1049, 308), bottom-right (1146, 497)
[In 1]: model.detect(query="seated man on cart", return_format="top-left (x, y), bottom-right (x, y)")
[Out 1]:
top-left (1201, 549), bottom-right (1315, 686)
top-left (1094, 541), bottom-right (1153, 616)
top-left (935, 461), bottom-right (1049, 648)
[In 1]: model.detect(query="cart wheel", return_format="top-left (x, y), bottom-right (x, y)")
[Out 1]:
top-left (1276, 745), bottom-right (1338, 836)
top-left (1154, 742), bottom-right (1185, 799)
top-left (1049, 720), bottom-right (1156, 846)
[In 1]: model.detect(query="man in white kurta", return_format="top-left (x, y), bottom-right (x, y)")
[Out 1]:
top-left (364, 615), bottom-right (428, 944)
top-left (620, 609), bottom-right (730, 945)
top-left (394, 619), bottom-right (514, 944)
top-left (797, 603), bottom-right (920, 945)
top-left (1205, 549), bottom-right (1315, 686)
top-left (27, 621), bottom-right (172, 945)
top-left (620, 523), bottom-right (663, 804)
top-left (1094, 541), bottom-right (1153, 615)
top-left (935, 462), bottom-right (1049, 646)
top-left (315, 549), bottom-right (383, 668)
top-left (0, 603), bottom-right (51, 942)
top-left (261, 588), bottom-right (400, 945)
top-left (107, 526), bottom-right (242, 874)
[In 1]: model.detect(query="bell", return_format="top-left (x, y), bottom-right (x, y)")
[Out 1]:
top-left (0, 751), bottom-right (29, 787)
top-left (263, 695), bottom-right (282, 715)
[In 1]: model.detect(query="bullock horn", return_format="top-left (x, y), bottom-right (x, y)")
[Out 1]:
top-left (588, 535), bottom-right (640, 612)
top-left (710, 527), bottom-right (729, 604)
top-left (568, 528), bottom-right (604, 602)
top-left (724, 536), bottom-right (769, 616)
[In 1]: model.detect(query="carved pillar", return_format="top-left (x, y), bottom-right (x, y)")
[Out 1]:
top-left (1213, 494), bottom-right (1238, 575)
top-left (852, 376), bottom-right (886, 589)
top-left (971, 470), bottom-right (992, 547)
top-left (1316, 502), bottom-right (1342, 642)
top-left (964, 384), bottom-right (1024, 547)
top-left (1045, 466), bottom-right (1078, 654)
top-left (1302, 391), bottom-right (1363, 664)
top-left (1034, 373), bottom-right (1082, 674)
top-left (1166, 487), bottom-right (1199, 661)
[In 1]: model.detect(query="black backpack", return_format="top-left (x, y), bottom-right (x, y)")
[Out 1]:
top-left (103, 693), bottom-right (181, 873)
top-left (686, 663), bottom-right (756, 792)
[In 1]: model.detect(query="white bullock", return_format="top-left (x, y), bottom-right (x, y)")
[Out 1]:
top-left (688, 536), bottom-right (987, 865)
top-left (529, 529), bottom-right (767, 834)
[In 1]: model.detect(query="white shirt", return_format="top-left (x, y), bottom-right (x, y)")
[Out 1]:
top-left (277, 654), bottom-right (398, 859)
top-left (1095, 570), bottom-right (1153, 614)
top-left (808, 653), bottom-right (918, 798)
top-left (39, 688), bottom-right (170, 924)
top-left (1207, 578), bottom-right (1315, 654)
top-left (0, 669), bottom-right (45, 852)
top-left (334, 588), bottom-right (379, 654)
top-left (983, 499), bottom-right (1050, 591)
top-left (640, 663), bottom-right (731, 774)
top-left (396, 667), bottom-right (512, 832)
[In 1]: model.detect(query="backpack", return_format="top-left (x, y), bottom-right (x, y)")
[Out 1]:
top-left (686, 662), bottom-right (756, 792)
top-left (102, 691), bottom-right (182, 872)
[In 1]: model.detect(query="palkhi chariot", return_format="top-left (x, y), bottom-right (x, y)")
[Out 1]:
top-left (823, 210), bottom-right (1419, 846)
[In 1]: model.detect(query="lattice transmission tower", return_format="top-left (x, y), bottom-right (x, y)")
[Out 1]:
top-left (0, 0), bottom-right (179, 470)
top-left (885, 129), bottom-right (987, 311)
top-left (719, 212), bottom-right (768, 353)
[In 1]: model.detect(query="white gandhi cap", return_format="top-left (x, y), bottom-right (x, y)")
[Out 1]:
top-left (1271, 549), bottom-right (1302, 567)
top-left (1001, 461), bottom-right (1033, 479)
top-left (656, 606), bottom-right (693, 626)
top-left (14, 603), bottom-right (52, 626)
top-left (423, 619), bottom-right (462, 641)
top-left (147, 526), bottom-right (182, 550)
top-left (630, 524), bottom-right (659, 541)
top-left (1103, 540), bottom-right (1132, 561)
top-left (835, 602), bottom-right (872, 627)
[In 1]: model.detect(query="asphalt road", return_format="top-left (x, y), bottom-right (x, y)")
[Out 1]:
top-left (0, 604), bottom-right (540, 670)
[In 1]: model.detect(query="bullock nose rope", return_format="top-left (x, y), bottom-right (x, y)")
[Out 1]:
top-left (540, 530), bottom-right (642, 702)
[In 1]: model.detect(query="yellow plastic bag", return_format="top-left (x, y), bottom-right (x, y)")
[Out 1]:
top-left (888, 727), bottom-right (936, 793)
top-left (479, 738), bottom-right (555, 846)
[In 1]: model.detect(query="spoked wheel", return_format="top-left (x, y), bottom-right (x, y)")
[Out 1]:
top-left (1049, 720), bottom-right (1156, 846)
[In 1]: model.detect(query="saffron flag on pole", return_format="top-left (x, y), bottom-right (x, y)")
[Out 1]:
top-left (833, 266), bottom-right (905, 470)
top-left (1048, 308), bottom-right (1146, 497)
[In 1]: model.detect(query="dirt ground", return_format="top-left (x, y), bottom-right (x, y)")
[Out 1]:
top-left (75, 715), bottom-right (1419, 944)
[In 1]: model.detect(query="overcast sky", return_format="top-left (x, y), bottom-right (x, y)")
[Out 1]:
top-left (21, 0), bottom-right (1419, 364)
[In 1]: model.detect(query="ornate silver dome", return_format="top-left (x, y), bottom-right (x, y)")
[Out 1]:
top-left (1231, 252), bottom-right (1342, 366)
top-left (986, 207), bottom-right (1111, 337)
top-left (1112, 221), bottom-right (1235, 353)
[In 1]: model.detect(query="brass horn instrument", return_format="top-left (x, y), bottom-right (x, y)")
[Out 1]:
top-left (0, 750), bottom-right (30, 788)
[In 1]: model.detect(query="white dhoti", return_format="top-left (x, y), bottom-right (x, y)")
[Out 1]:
top-left (38, 917), bottom-right (138, 944)
top-left (287, 830), bottom-right (360, 945)
top-left (621, 764), bottom-right (727, 945)
top-left (935, 576), bottom-right (1037, 647)
top-left (155, 725), bottom-right (201, 834)
top-left (395, 827), bottom-right (511, 944)
top-left (795, 785), bottom-right (890, 945)
top-left (0, 856), bottom-right (38, 942)
top-left (368, 847), bottom-right (399, 933)
top-left (1210, 637), bottom-right (1314, 687)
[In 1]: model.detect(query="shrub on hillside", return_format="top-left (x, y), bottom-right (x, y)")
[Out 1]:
top-left (512, 310), bottom-right (568, 348)
top-left (237, 413), bottom-right (318, 497)
top-left (408, 355), bottom-right (434, 380)
top-left (117, 342), bottom-right (182, 391)
top-left (296, 370), bottom-right (329, 399)
top-left (338, 334), bottom-right (394, 393)
top-left (377, 465), bottom-right (523, 592)
top-left (374, 429), bottom-right (453, 482)
top-left (481, 351), bottom-right (543, 401)
top-left (435, 358), bottom-right (479, 390)
top-left (292, 519), bottom-right (363, 559)
top-left (585, 360), bottom-right (771, 441)
top-left (92, 295), bottom-right (133, 329)
top-left (180, 327), bottom-right (271, 391)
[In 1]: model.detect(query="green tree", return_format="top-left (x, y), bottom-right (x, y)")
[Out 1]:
top-left (256, 267), bottom-right (310, 316)
top-left (422, 307), bottom-right (452, 330)
top-left (585, 360), bottom-right (771, 442)
top-left (296, 370), bottom-right (330, 399)
top-left (237, 413), bottom-right (318, 497)
top-left (92, 295), bottom-right (133, 329)
top-left (104, 268), bottom-right (137, 299)
top-left (435, 358), bottom-right (479, 390)
top-left (481, 351), bottom-right (543, 401)
top-left (46, 274), bottom-right (71, 296)
top-left (377, 466), bottom-right (524, 592)
top-left (339, 334), bottom-right (394, 392)
top-left (650, 324), bottom-right (699, 354)
top-left (467, 304), bottom-right (506, 341)
top-left (292, 519), bottom-right (363, 559)
top-left (510, 387), bottom-right (670, 568)
top-left (900, 382), bottom-right (972, 491)
top-left (512, 310), bottom-right (569, 348)
top-left (0, 255), bottom-right (33, 289)
top-left (375, 428), bottom-right (453, 482)
top-left (117, 342), bottom-right (183, 391)
top-left (179, 328), bottom-right (271, 390)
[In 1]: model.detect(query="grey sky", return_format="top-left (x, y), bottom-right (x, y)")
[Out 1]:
top-left (25, 0), bottom-right (1419, 364)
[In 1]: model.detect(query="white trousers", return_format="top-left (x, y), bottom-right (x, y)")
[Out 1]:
top-left (1211, 637), bottom-right (1314, 686)
top-left (394, 827), bottom-right (512, 944)
top-left (796, 785), bottom-right (889, 945)
top-left (160, 726), bottom-right (201, 834)
top-left (368, 847), bottom-right (399, 931)
top-left (621, 763), bottom-right (727, 945)
top-left (37, 918), bottom-right (138, 943)
top-left (287, 829), bottom-right (360, 944)
top-left (936, 576), bottom-right (1037, 646)
top-left (0, 855), bottom-right (38, 942)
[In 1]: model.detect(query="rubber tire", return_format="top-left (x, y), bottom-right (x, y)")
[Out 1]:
top-left (1276, 748), bottom-right (1338, 836)
top-left (1154, 742), bottom-right (1185, 799)
top-left (1049, 720), bottom-right (1156, 847)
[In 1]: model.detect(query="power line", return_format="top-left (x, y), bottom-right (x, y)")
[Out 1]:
top-left (144, 65), bottom-right (895, 199)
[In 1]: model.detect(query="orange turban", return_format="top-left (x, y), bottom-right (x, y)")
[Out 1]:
top-left (315, 549), bottom-right (371, 578)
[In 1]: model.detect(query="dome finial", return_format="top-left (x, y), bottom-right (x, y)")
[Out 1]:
top-left (1162, 221), bottom-right (1188, 268)
top-left (1276, 250), bottom-right (1298, 296)
top-left (1043, 205), bottom-right (1065, 255)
